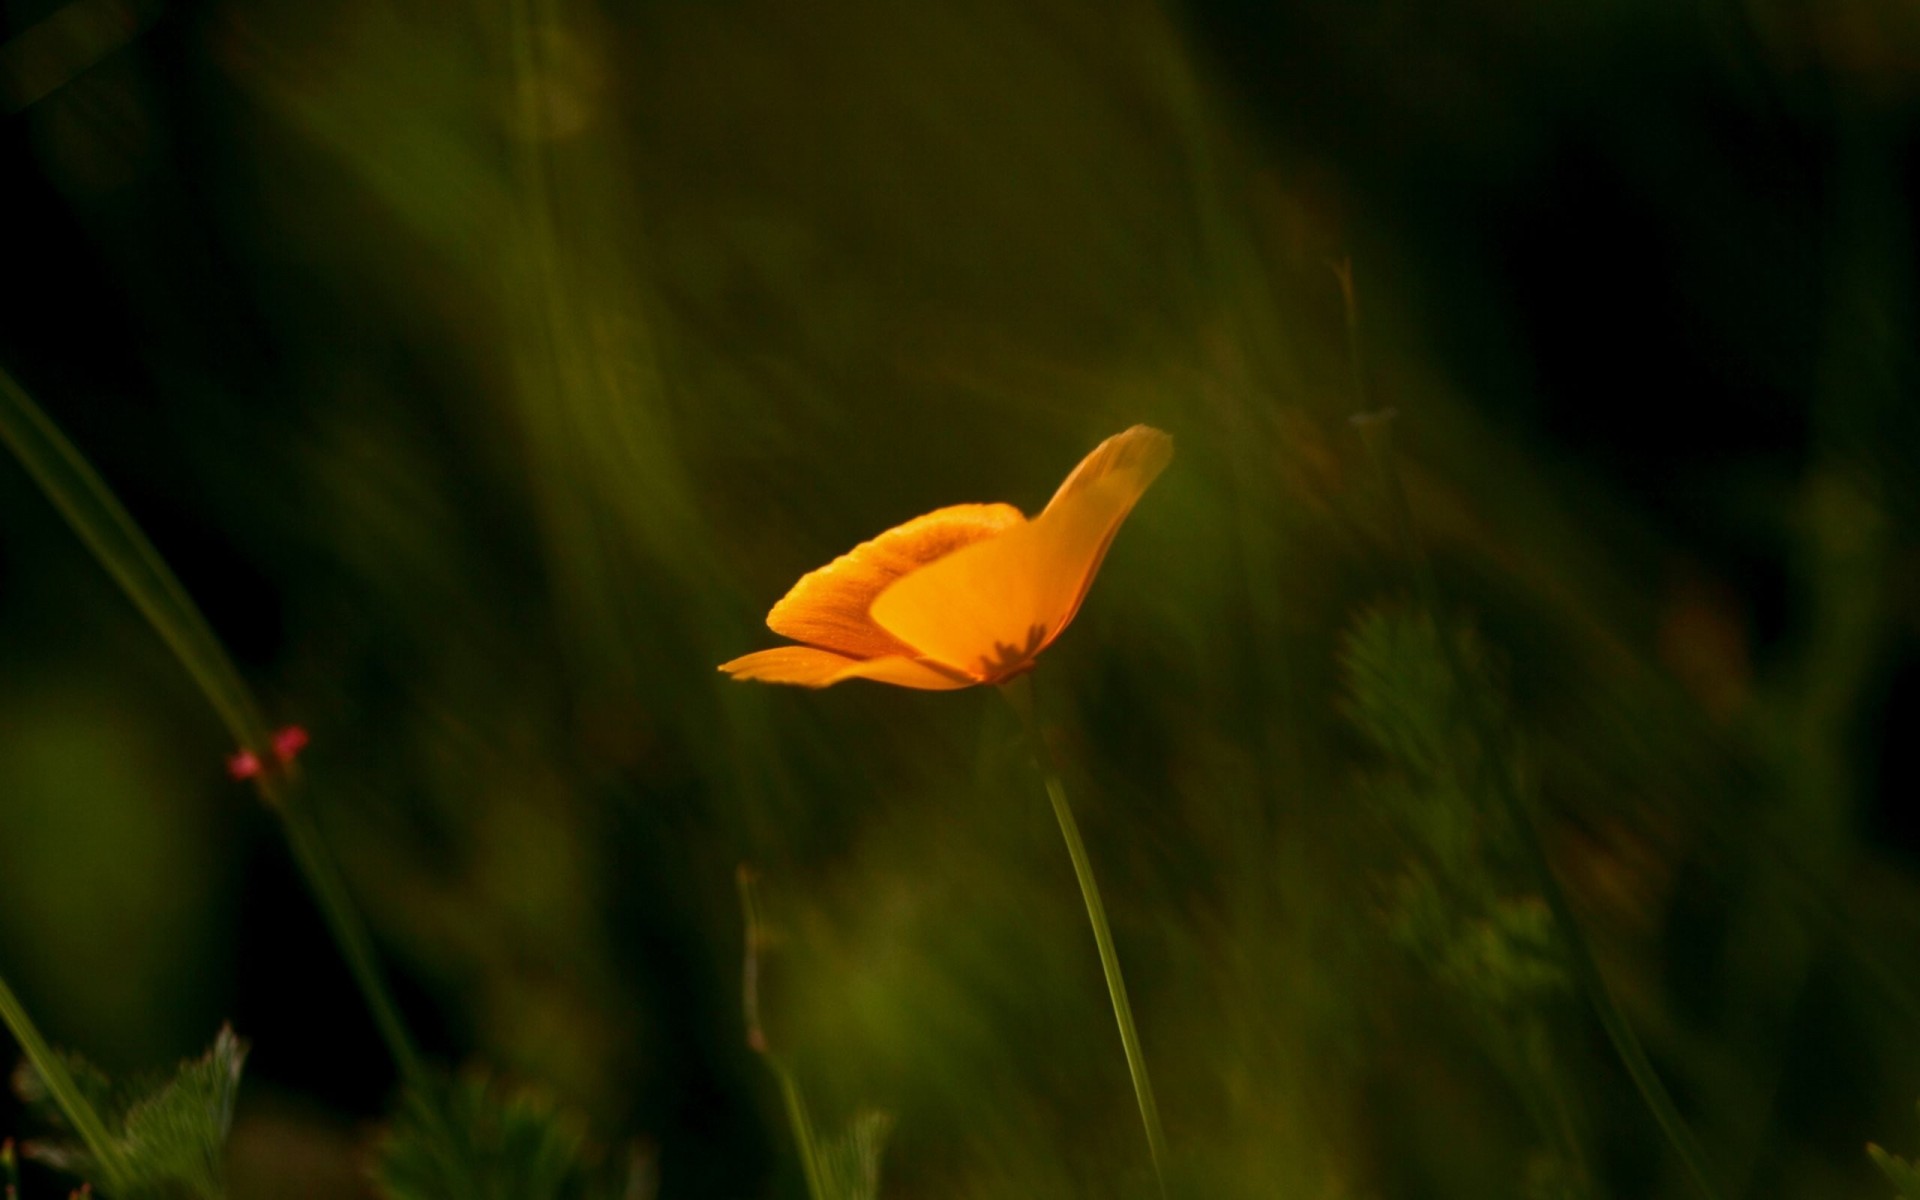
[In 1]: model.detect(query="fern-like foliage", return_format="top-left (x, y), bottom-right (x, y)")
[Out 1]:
top-left (1339, 606), bottom-right (1567, 1017)
top-left (1341, 606), bottom-right (1587, 1195)
top-left (372, 1073), bottom-right (645, 1200)
top-left (13, 1026), bottom-right (246, 1200)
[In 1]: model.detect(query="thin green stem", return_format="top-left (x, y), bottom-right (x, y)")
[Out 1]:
top-left (0, 975), bottom-right (130, 1189)
top-left (1001, 675), bottom-right (1169, 1197)
top-left (0, 370), bottom-right (264, 747)
top-left (0, 366), bottom-right (424, 1085)
top-left (1490, 741), bottom-right (1724, 1200)
top-left (775, 1066), bottom-right (828, 1200)
top-left (276, 798), bottom-right (424, 1083)
top-left (1340, 306), bottom-right (1724, 1198)
top-left (737, 866), bottom-right (829, 1200)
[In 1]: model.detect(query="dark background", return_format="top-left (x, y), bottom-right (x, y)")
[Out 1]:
top-left (3, 0), bottom-right (1919, 1196)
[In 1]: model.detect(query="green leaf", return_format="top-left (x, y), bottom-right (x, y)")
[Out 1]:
top-left (114, 1027), bottom-right (246, 1200)
top-left (13, 1026), bottom-right (247, 1200)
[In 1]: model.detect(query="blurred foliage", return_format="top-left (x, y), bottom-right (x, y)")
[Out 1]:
top-left (1341, 609), bottom-right (1569, 1017)
top-left (1, 0), bottom-right (1919, 1196)
top-left (1341, 607), bottom-right (1585, 1195)
top-left (372, 1073), bottom-right (646, 1200)
top-left (13, 1027), bottom-right (244, 1199)
top-left (814, 1111), bottom-right (892, 1200)
top-left (739, 865), bottom-right (896, 1200)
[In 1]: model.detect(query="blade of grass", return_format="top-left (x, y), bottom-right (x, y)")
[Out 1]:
top-left (0, 976), bottom-right (130, 1190)
top-left (0, 365), bottom-right (423, 1086)
top-left (0, 370), bottom-right (264, 749)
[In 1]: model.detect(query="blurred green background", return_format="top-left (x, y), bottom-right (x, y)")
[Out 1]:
top-left (3, 0), bottom-right (1920, 1195)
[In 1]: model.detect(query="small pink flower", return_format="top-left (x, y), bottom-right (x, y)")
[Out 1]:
top-left (229, 725), bottom-right (310, 782)
top-left (227, 749), bottom-right (262, 781)
top-left (272, 724), bottom-right (310, 765)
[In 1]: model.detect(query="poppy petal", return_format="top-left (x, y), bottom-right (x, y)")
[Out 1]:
top-left (766, 503), bottom-right (1025, 659)
top-left (718, 646), bottom-right (976, 690)
top-left (1043, 424), bottom-right (1176, 517)
top-left (870, 427), bottom-right (1171, 679)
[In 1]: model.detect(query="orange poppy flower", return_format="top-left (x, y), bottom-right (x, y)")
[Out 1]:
top-left (720, 425), bottom-right (1173, 689)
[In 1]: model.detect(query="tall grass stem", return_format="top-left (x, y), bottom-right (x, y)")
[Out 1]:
top-left (0, 367), bottom-right (425, 1086)
top-left (1001, 674), bottom-right (1170, 1197)
top-left (0, 975), bottom-right (131, 1188)
top-left (0, 371), bottom-right (263, 744)
top-left (774, 1068), bottom-right (827, 1200)
top-left (276, 800), bottom-right (425, 1083)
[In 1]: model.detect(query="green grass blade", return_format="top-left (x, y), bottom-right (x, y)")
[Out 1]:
top-left (0, 367), bottom-right (268, 751)
top-left (0, 975), bottom-right (131, 1190)
top-left (0, 365), bottom-right (423, 1084)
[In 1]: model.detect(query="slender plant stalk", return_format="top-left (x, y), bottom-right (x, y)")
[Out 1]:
top-left (737, 866), bottom-right (829, 1200)
top-left (0, 371), bottom-right (263, 743)
top-left (0, 366), bottom-right (424, 1086)
top-left (1001, 674), bottom-right (1170, 1197)
top-left (0, 976), bottom-right (130, 1188)
top-left (774, 1069), bottom-right (828, 1200)
top-left (1336, 275), bottom-right (1725, 1200)
top-left (276, 799), bottom-right (424, 1083)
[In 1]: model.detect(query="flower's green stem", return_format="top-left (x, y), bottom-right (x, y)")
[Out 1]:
top-left (1001, 675), bottom-right (1170, 1198)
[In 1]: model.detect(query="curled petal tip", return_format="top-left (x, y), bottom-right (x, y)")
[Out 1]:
top-left (872, 424), bottom-right (1172, 675)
